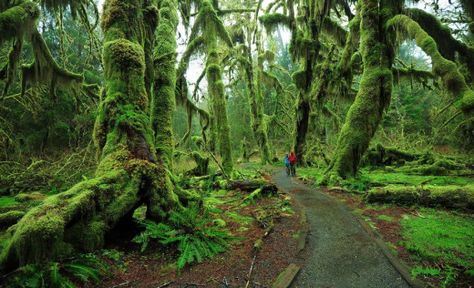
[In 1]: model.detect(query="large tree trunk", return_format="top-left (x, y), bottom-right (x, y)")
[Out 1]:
top-left (323, 0), bottom-right (399, 182)
top-left (0, 0), bottom-right (179, 271)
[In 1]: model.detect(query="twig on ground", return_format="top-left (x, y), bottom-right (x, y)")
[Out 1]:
top-left (109, 281), bottom-right (130, 288)
top-left (156, 281), bottom-right (173, 288)
top-left (245, 253), bottom-right (258, 288)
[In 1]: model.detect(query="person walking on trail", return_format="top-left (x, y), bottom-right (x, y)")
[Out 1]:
top-left (288, 151), bottom-right (297, 176)
top-left (283, 153), bottom-right (290, 176)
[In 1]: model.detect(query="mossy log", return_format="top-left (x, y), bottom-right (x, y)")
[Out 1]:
top-left (0, 0), bottom-right (180, 271)
top-left (362, 144), bottom-right (418, 166)
top-left (367, 184), bottom-right (474, 211)
top-left (399, 159), bottom-right (468, 176)
top-left (227, 180), bottom-right (278, 194)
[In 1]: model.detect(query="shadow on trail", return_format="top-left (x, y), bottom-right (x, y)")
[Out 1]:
top-left (271, 169), bottom-right (411, 288)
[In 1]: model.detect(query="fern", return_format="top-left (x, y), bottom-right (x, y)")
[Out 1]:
top-left (133, 204), bottom-right (235, 270)
top-left (5, 254), bottom-right (108, 288)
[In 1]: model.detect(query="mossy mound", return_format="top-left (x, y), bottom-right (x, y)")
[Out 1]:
top-left (367, 184), bottom-right (474, 210)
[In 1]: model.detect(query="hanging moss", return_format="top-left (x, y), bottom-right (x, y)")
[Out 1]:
top-left (259, 13), bottom-right (290, 33)
top-left (185, 0), bottom-right (234, 174)
top-left (321, 17), bottom-right (347, 47)
top-left (0, 1), bottom-right (40, 44)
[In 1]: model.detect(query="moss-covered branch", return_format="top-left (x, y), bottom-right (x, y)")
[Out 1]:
top-left (387, 14), bottom-right (474, 115)
top-left (0, 1), bottom-right (40, 44)
top-left (404, 8), bottom-right (474, 80)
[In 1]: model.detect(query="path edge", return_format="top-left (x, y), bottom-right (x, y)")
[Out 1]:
top-left (352, 215), bottom-right (426, 288)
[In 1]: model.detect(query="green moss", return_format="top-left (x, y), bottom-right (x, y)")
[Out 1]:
top-left (401, 208), bottom-right (474, 283)
top-left (151, 0), bottom-right (178, 169)
top-left (0, 1), bottom-right (40, 43)
top-left (363, 170), bottom-right (472, 186)
top-left (0, 0), bottom-right (181, 271)
top-left (367, 184), bottom-right (474, 210)
top-left (259, 13), bottom-right (290, 33)
top-left (64, 220), bottom-right (106, 252)
top-left (14, 192), bottom-right (46, 203)
top-left (324, 0), bottom-right (396, 181)
top-left (460, 90), bottom-right (474, 113)
top-left (387, 15), bottom-right (474, 115)
top-left (199, 0), bottom-right (233, 174)
top-left (376, 214), bottom-right (394, 222)
top-left (0, 197), bottom-right (19, 208)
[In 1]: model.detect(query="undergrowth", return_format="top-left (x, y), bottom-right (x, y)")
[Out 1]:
top-left (401, 209), bottom-right (474, 286)
top-left (133, 204), bottom-right (235, 270)
top-left (3, 254), bottom-right (108, 288)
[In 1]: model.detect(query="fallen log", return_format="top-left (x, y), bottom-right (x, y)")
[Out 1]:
top-left (367, 184), bottom-right (474, 211)
top-left (226, 180), bottom-right (278, 194)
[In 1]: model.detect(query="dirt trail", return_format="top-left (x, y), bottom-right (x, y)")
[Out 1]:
top-left (271, 169), bottom-right (411, 288)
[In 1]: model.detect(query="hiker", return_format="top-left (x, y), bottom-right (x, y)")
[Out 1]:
top-left (283, 153), bottom-right (290, 176)
top-left (288, 151), bottom-right (297, 176)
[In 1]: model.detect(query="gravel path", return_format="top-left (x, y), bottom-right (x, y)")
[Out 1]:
top-left (271, 169), bottom-right (411, 288)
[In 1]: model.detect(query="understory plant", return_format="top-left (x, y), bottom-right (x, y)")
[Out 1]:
top-left (4, 254), bottom-right (108, 288)
top-left (133, 204), bottom-right (234, 270)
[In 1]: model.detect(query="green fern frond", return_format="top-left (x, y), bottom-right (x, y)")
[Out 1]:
top-left (63, 263), bottom-right (100, 283)
top-left (135, 204), bottom-right (235, 270)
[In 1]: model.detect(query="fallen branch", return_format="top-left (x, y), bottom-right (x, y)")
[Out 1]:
top-left (245, 253), bottom-right (257, 288)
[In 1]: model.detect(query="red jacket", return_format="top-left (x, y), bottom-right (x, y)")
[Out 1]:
top-left (288, 153), bottom-right (297, 164)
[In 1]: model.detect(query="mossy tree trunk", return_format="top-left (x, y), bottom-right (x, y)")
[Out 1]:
top-left (0, 0), bottom-right (180, 271)
top-left (291, 2), bottom-right (328, 166)
top-left (206, 44), bottom-right (233, 174)
top-left (244, 24), bottom-right (272, 165)
top-left (323, 0), bottom-right (400, 182)
top-left (201, 0), bottom-right (233, 174)
top-left (151, 0), bottom-right (178, 169)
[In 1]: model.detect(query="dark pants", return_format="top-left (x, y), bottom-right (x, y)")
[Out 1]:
top-left (290, 163), bottom-right (296, 176)
top-left (285, 164), bottom-right (291, 176)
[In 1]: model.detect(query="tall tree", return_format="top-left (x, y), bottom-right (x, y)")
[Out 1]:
top-left (152, 0), bottom-right (178, 169)
top-left (324, 0), bottom-right (474, 181)
top-left (180, 0), bottom-right (234, 173)
top-left (0, 0), bottom-right (182, 271)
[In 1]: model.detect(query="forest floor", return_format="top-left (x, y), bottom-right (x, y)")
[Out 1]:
top-left (296, 167), bottom-right (474, 288)
top-left (96, 165), bottom-right (305, 288)
top-left (1, 161), bottom-right (473, 287)
top-left (271, 169), bottom-right (410, 288)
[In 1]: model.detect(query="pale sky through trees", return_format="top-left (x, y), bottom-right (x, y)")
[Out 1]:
top-left (93, 0), bottom-right (454, 101)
